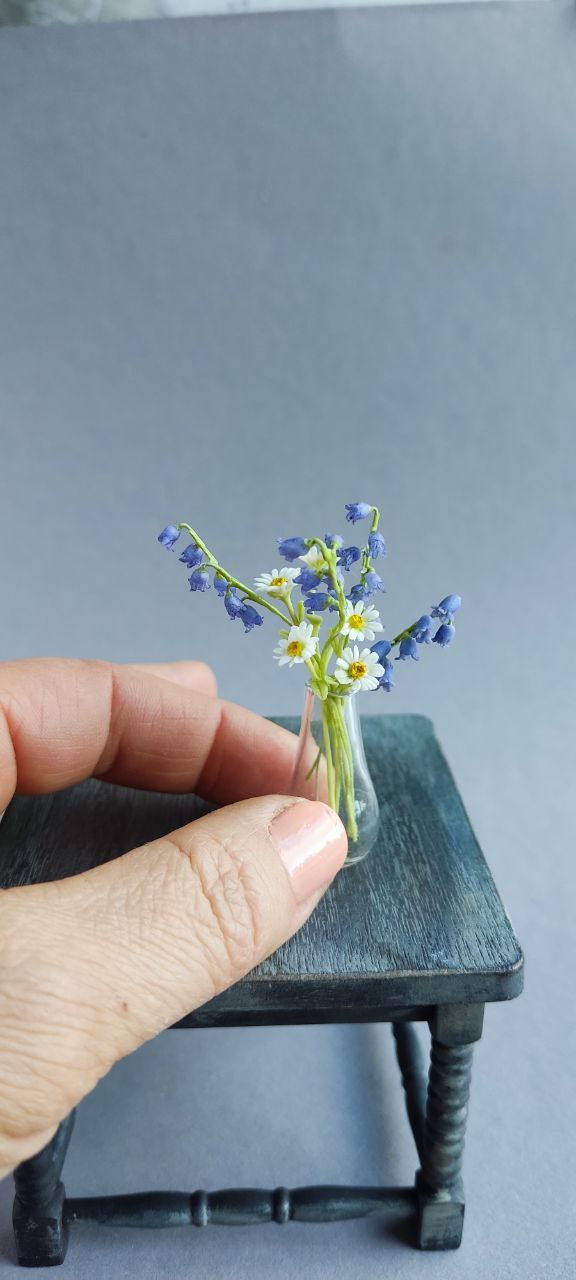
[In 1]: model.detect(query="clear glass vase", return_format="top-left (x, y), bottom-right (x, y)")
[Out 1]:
top-left (290, 686), bottom-right (380, 865)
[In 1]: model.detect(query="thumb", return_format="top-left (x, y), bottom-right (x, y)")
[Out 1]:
top-left (0, 796), bottom-right (346, 1175)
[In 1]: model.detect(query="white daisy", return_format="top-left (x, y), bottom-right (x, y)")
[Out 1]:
top-left (254, 566), bottom-right (299, 597)
top-left (300, 547), bottom-right (329, 576)
top-left (334, 645), bottom-right (384, 691)
top-left (340, 599), bottom-right (384, 643)
top-left (274, 621), bottom-right (318, 667)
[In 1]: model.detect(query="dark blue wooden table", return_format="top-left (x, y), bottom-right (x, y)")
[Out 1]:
top-left (0, 715), bottom-right (523, 1266)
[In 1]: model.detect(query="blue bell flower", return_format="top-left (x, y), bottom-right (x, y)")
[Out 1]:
top-left (188, 569), bottom-right (211, 592)
top-left (158, 525), bottom-right (180, 550)
top-left (433, 622), bottom-right (456, 647)
top-left (397, 635), bottom-right (419, 661)
top-left (277, 537), bottom-right (307, 560)
top-left (345, 502), bottom-right (372, 524)
top-left (367, 531), bottom-right (387, 560)
top-left (179, 543), bottom-right (204, 568)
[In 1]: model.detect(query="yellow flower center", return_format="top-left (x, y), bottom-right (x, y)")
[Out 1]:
top-left (271, 576), bottom-right (287, 587)
top-left (348, 660), bottom-right (367, 680)
top-left (349, 613), bottom-right (364, 630)
top-left (287, 640), bottom-right (305, 658)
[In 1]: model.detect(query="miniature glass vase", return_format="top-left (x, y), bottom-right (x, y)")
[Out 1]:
top-left (290, 686), bottom-right (380, 865)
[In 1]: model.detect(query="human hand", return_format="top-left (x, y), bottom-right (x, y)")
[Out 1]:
top-left (0, 658), bottom-right (347, 1179)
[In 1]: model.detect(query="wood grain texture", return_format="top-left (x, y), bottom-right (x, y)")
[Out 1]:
top-left (0, 715), bottom-right (523, 1022)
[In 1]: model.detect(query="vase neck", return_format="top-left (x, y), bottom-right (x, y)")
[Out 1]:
top-left (304, 684), bottom-right (357, 700)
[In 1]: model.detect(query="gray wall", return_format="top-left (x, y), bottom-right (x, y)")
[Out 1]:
top-left (1, 4), bottom-right (575, 1277)
top-left (0, 0), bottom-right (535, 30)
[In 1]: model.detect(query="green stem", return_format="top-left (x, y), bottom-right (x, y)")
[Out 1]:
top-left (286, 596), bottom-right (300, 625)
top-left (390, 616), bottom-right (426, 649)
top-left (321, 699), bottom-right (336, 811)
top-left (177, 522), bottom-right (292, 625)
top-left (333, 697), bottom-right (358, 843)
top-left (303, 537), bottom-right (348, 676)
top-left (359, 505), bottom-right (380, 577)
top-left (304, 746), bottom-right (322, 782)
top-left (327, 700), bottom-right (341, 817)
top-left (333, 728), bottom-right (342, 814)
top-left (321, 694), bottom-right (358, 845)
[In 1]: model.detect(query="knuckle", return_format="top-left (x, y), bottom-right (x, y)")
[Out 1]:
top-left (165, 831), bottom-right (263, 989)
top-left (194, 661), bottom-right (218, 695)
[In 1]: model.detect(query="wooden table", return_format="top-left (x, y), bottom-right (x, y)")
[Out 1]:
top-left (0, 715), bottom-right (523, 1266)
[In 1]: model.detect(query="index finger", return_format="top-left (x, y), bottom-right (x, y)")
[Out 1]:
top-left (0, 658), bottom-right (299, 810)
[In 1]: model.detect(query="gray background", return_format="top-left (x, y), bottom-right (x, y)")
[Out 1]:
top-left (1, 2), bottom-right (575, 1276)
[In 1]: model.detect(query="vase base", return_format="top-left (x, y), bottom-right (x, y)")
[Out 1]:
top-left (342, 831), bottom-right (377, 866)
top-left (290, 688), bottom-right (381, 866)
top-left (340, 812), bottom-right (379, 867)
top-left (342, 851), bottom-right (370, 867)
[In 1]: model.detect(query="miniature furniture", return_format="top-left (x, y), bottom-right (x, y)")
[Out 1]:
top-left (0, 714), bottom-right (523, 1267)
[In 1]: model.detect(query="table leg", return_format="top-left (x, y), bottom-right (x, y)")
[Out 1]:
top-left (416, 1003), bottom-right (483, 1250)
top-left (12, 1111), bottom-right (75, 1267)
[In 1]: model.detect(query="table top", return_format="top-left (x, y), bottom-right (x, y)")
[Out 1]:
top-left (0, 714), bottom-right (523, 1025)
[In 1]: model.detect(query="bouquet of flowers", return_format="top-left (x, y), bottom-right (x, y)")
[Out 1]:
top-left (158, 502), bottom-right (460, 860)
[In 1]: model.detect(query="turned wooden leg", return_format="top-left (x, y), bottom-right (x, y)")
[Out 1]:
top-left (12, 1111), bottom-right (75, 1267)
top-left (416, 1004), bottom-right (483, 1250)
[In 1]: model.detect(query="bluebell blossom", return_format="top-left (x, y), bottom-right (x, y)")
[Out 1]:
top-left (345, 502), bottom-right (372, 524)
top-left (371, 639), bottom-right (392, 662)
top-left (347, 573), bottom-right (383, 604)
top-left (179, 543), bottom-right (203, 568)
top-left (277, 537), bottom-right (307, 560)
top-left (188, 569), bottom-right (211, 592)
top-left (304, 592), bottom-right (330, 612)
top-left (397, 635), bottom-right (419, 661)
top-left (431, 594), bottom-right (462, 620)
top-left (295, 567), bottom-right (321, 592)
top-left (367, 531), bottom-right (386, 560)
top-left (348, 583), bottom-right (369, 606)
top-left (239, 603), bottom-right (264, 633)
top-left (158, 525), bottom-right (180, 550)
top-left (325, 533), bottom-right (343, 549)
top-left (433, 622), bottom-right (455, 647)
top-left (413, 614), bottom-right (433, 643)
top-left (224, 590), bottom-right (244, 619)
top-left (364, 571), bottom-right (385, 595)
top-left (378, 659), bottom-right (395, 692)
top-left (214, 573), bottom-right (228, 596)
top-left (337, 545), bottom-right (361, 571)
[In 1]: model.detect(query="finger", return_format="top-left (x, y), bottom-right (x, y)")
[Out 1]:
top-left (0, 659), bottom-right (299, 810)
top-left (129, 660), bottom-right (217, 697)
top-left (0, 796), bottom-right (347, 1175)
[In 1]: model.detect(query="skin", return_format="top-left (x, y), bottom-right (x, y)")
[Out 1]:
top-left (0, 658), bottom-right (346, 1180)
